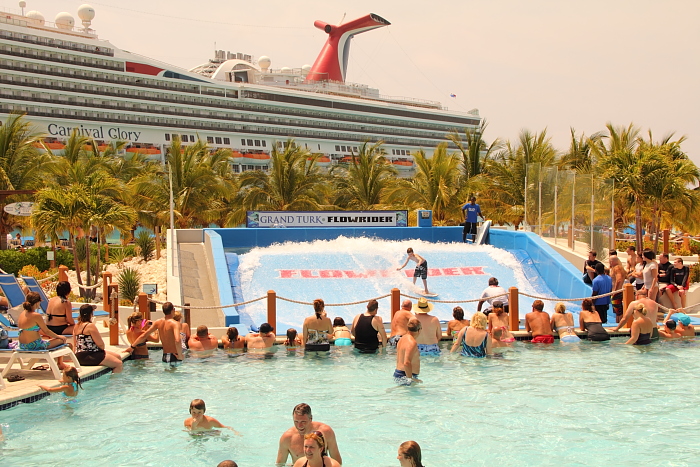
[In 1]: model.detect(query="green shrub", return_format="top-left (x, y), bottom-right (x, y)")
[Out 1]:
top-left (109, 247), bottom-right (127, 265)
top-left (690, 262), bottom-right (700, 285)
top-left (689, 240), bottom-right (700, 255)
top-left (0, 248), bottom-right (73, 275)
top-left (135, 230), bottom-right (155, 262)
top-left (117, 267), bottom-right (141, 304)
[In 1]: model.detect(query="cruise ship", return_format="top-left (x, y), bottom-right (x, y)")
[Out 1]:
top-left (0, 3), bottom-right (482, 172)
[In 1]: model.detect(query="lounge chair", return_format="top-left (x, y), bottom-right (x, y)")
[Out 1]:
top-left (0, 345), bottom-right (81, 381)
top-left (0, 274), bottom-right (26, 308)
top-left (0, 314), bottom-right (19, 339)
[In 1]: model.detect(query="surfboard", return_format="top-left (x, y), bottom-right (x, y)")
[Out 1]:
top-left (416, 290), bottom-right (439, 297)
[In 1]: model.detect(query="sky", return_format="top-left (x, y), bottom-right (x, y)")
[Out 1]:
top-left (4, 0), bottom-right (699, 167)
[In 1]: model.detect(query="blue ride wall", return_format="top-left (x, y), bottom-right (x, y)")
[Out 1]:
top-left (204, 226), bottom-right (589, 326)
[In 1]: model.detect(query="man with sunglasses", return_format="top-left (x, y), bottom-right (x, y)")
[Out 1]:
top-left (276, 403), bottom-right (342, 466)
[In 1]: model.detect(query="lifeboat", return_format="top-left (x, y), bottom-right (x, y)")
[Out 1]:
top-left (241, 152), bottom-right (271, 164)
top-left (392, 159), bottom-right (414, 170)
top-left (312, 156), bottom-right (331, 167)
top-left (126, 147), bottom-right (161, 155)
top-left (42, 141), bottom-right (66, 150)
top-left (232, 151), bottom-right (245, 160)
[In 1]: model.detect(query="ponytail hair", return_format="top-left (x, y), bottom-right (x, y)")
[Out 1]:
top-left (64, 366), bottom-right (83, 389)
top-left (78, 304), bottom-right (94, 323)
top-left (313, 299), bottom-right (324, 319)
top-left (23, 292), bottom-right (41, 311)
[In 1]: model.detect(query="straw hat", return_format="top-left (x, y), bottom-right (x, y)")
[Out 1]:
top-left (413, 297), bottom-right (434, 313)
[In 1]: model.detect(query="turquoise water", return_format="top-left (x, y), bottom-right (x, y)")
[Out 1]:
top-left (2, 339), bottom-right (700, 466)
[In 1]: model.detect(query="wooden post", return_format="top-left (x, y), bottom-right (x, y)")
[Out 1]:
top-left (683, 233), bottom-right (690, 251)
top-left (267, 290), bottom-right (277, 334)
top-left (184, 303), bottom-right (191, 328)
top-left (102, 272), bottom-right (112, 312)
top-left (663, 229), bottom-right (670, 255)
top-left (108, 283), bottom-right (119, 345)
top-left (58, 265), bottom-right (68, 282)
top-left (508, 286), bottom-right (519, 331)
top-left (391, 288), bottom-right (400, 320)
top-left (105, 243), bottom-right (109, 263)
top-left (50, 243), bottom-right (56, 269)
top-left (138, 292), bottom-right (149, 319)
top-left (622, 282), bottom-right (635, 329)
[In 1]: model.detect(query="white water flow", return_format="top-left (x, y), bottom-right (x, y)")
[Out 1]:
top-left (236, 237), bottom-right (561, 330)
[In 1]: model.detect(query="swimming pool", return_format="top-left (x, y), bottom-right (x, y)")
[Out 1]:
top-left (232, 237), bottom-right (585, 331)
top-left (2, 339), bottom-right (699, 466)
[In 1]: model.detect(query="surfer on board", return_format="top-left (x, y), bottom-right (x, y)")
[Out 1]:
top-left (397, 247), bottom-right (431, 295)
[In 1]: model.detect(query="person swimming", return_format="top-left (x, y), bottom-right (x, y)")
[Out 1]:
top-left (38, 366), bottom-right (82, 397)
top-left (332, 317), bottom-right (352, 346)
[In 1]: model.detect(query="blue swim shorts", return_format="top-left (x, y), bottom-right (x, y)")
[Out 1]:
top-left (334, 338), bottom-right (352, 346)
top-left (393, 369), bottom-right (419, 386)
top-left (417, 343), bottom-right (441, 356)
top-left (560, 334), bottom-right (581, 343)
top-left (20, 338), bottom-right (50, 351)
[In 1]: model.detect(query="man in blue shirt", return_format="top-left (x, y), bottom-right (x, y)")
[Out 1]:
top-left (591, 263), bottom-right (612, 324)
top-left (461, 197), bottom-right (483, 243)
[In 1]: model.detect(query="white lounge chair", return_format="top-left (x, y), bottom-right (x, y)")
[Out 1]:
top-left (0, 345), bottom-right (81, 380)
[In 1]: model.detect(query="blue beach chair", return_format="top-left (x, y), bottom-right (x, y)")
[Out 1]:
top-left (0, 274), bottom-right (27, 308)
top-left (20, 276), bottom-right (50, 313)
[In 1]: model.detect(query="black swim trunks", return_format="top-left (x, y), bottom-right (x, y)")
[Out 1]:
top-left (162, 353), bottom-right (182, 364)
top-left (414, 261), bottom-right (428, 280)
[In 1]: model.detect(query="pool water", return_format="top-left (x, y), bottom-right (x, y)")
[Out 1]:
top-left (2, 339), bottom-right (700, 466)
top-left (233, 237), bottom-right (577, 331)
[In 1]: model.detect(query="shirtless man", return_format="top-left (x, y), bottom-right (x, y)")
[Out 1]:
top-left (664, 310), bottom-right (695, 337)
top-left (609, 256), bottom-right (626, 322)
top-left (184, 399), bottom-right (240, 434)
top-left (132, 302), bottom-right (183, 364)
top-left (188, 325), bottom-right (218, 352)
top-left (613, 289), bottom-right (659, 333)
top-left (487, 301), bottom-right (514, 342)
top-left (525, 300), bottom-right (554, 343)
top-left (394, 317), bottom-right (422, 385)
top-left (413, 298), bottom-right (442, 356)
top-left (245, 322), bottom-right (276, 349)
top-left (625, 245), bottom-right (638, 281)
top-left (389, 299), bottom-right (413, 346)
top-left (276, 403), bottom-right (342, 466)
top-left (397, 247), bottom-right (430, 294)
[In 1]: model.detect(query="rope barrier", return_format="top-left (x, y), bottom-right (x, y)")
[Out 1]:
top-left (77, 281), bottom-right (103, 290)
top-left (37, 271), bottom-right (60, 283)
top-left (147, 295), bottom-right (266, 310)
top-left (278, 294), bottom-right (391, 307)
top-left (400, 292), bottom-right (508, 304)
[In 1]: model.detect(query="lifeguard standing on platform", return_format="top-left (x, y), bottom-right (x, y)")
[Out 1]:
top-left (461, 197), bottom-right (483, 243)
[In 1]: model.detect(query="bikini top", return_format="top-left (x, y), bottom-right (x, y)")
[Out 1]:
top-left (19, 323), bottom-right (41, 333)
top-left (48, 297), bottom-right (69, 321)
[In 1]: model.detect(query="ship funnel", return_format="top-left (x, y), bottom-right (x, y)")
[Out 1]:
top-left (306, 13), bottom-right (390, 83)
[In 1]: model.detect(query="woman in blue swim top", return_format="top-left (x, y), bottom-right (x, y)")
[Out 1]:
top-left (17, 292), bottom-right (67, 351)
top-left (39, 366), bottom-right (82, 397)
top-left (332, 317), bottom-right (352, 346)
top-left (451, 311), bottom-right (491, 358)
top-left (550, 302), bottom-right (581, 343)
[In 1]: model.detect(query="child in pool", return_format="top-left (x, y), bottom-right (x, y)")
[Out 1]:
top-left (332, 317), bottom-right (352, 346)
top-left (38, 366), bottom-right (82, 397)
top-left (184, 399), bottom-right (240, 435)
top-left (284, 328), bottom-right (302, 348)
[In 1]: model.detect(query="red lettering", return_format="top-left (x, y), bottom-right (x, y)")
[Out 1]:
top-left (279, 270), bottom-right (297, 278)
top-left (319, 270), bottom-right (343, 278)
top-left (460, 267), bottom-right (485, 275)
top-left (442, 268), bottom-right (459, 276)
top-left (301, 270), bottom-right (320, 278)
top-left (344, 270), bottom-right (368, 278)
top-left (429, 269), bottom-right (442, 276)
top-left (403, 270), bottom-right (413, 278)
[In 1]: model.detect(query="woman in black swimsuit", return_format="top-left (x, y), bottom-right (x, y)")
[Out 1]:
top-left (579, 298), bottom-right (610, 341)
top-left (46, 281), bottom-right (75, 335)
top-left (625, 303), bottom-right (654, 345)
top-left (292, 431), bottom-right (340, 467)
top-left (73, 304), bottom-right (126, 372)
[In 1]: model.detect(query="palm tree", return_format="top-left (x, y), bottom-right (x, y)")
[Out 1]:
top-left (559, 128), bottom-right (605, 174)
top-left (227, 140), bottom-right (329, 225)
top-left (447, 119), bottom-right (501, 181)
top-left (385, 143), bottom-right (462, 224)
top-left (331, 141), bottom-right (397, 210)
top-left (0, 113), bottom-right (47, 249)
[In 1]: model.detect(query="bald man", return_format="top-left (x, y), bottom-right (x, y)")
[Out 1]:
top-left (389, 299), bottom-right (414, 346)
top-left (613, 288), bottom-right (659, 334)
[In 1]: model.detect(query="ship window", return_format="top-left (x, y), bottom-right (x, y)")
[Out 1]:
top-left (254, 140), bottom-right (260, 147)
top-left (223, 137), bottom-right (230, 144)
top-left (241, 139), bottom-right (246, 145)
top-left (247, 139), bottom-right (253, 146)
top-left (215, 137), bottom-right (222, 144)
top-left (207, 137), bottom-right (214, 144)
top-left (181, 135), bottom-right (188, 142)
top-left (233, 165), bottom-right (240, 173)
top-left (261, 141), bottom-right (266, 147)
top-left (341, 146), bottom-right (346, 152)
top-left (335, 145), bottom-right (340, 151)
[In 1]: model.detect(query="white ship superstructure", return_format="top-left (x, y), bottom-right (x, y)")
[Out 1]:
top-left (0, 4), bottom-right (481, 172)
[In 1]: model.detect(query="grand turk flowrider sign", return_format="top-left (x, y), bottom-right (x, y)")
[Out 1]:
top-left (246, 211), bottom-right (408, 228)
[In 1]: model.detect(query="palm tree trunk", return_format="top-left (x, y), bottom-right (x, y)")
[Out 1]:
top-left (155, 225), bottom-right (161, 260)
top-left (635, 198), bottom-right (643, 252)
